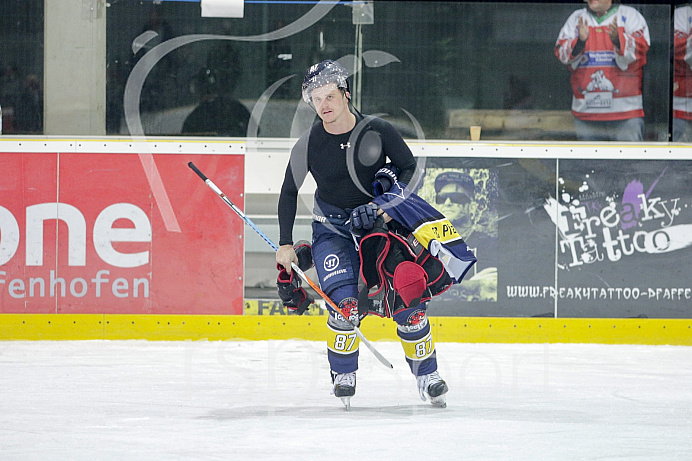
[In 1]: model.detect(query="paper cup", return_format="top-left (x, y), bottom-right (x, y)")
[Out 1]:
top-left (470, 125), bottom-right (481, 141)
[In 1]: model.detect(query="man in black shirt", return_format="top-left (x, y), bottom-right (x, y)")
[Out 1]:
top-left (276, 60), bottom-right (448, 408)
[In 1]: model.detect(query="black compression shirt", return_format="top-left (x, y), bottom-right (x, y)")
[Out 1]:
top-left (278, 114), bottom-right (417, 245)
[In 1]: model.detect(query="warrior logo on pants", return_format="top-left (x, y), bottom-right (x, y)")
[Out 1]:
top-left (324, 254), bottom-right (340, 271)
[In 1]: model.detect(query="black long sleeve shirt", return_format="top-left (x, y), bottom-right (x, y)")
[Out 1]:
top-left (278, 114), bottom-right (417, 246)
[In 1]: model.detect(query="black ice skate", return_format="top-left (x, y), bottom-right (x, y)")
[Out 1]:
top-left (416, 371), bottom-right (448, 408)
top-left (331, 371), bottom-right (356, 410)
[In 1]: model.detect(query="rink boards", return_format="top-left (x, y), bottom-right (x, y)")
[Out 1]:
top-left (0, 310), bottom-right (690, 345)
top-left (1, 138), bottom-right (691, 344)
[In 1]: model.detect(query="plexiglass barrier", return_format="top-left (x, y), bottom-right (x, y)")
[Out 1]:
top-left (2, 1), bottom-right (691, 142)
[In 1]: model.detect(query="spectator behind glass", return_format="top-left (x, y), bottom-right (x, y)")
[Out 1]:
top-left (673, 5), bottom-right (692, 142)
top-left (555, 0), bottom-right (650, 141)
top-left (182, 43), bottom-right (252, 137)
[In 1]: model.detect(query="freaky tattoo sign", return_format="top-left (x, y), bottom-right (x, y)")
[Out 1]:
top-left (547, 168), bottom-right (692, 268)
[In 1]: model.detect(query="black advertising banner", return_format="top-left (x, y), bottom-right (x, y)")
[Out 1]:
top-left (419, 158), bottom-right (692, 319)
top-left (552, 159), bottom-right (692, 318)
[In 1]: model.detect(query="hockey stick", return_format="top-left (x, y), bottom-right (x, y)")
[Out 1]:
top-left (188, 162), bottom-right (394, 369)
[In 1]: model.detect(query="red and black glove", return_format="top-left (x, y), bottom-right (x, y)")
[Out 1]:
top-left (277, 241), bottom-right (314, 315)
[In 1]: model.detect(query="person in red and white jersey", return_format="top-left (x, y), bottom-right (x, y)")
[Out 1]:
top-left (674, 5), bottom-right (692, 142)
top-left (555, 0), bottom-right (650, 141)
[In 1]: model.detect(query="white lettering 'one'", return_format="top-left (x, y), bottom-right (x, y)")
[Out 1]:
top-left (0, 203), bottom-right (152, 268)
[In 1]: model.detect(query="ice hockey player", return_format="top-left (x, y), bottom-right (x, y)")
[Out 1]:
top-left (275, 59), bottom-right (450, 409)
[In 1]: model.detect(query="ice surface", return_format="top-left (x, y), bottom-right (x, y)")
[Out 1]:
top-left (1, 340), bottom-right (691, 460)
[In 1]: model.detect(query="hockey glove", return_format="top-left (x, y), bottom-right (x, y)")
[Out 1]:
top-left (277, 265), bottom-right (313, 315)
top-left (276, 241), bottom-right (314, 315)
top-left (350, 203), bottom-right (379, 239)
top-left (372, 163), bottom-right (401, 196)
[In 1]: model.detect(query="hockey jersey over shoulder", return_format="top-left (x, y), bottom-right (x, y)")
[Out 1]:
top-left (372, 181), bottom-right (477, 284)
top-left (555, 5), bottom-right (650, 121)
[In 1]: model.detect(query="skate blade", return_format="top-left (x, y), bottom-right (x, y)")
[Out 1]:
top-left (430, 395), bottom-right (447, 408)
top-left (340, 396), bottom-right (351, 410)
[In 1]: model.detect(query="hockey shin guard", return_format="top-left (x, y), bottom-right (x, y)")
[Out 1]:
top-left (326, 286), bottom-right (360, 374)
top-left (395, 307), bottom-right (438, 376)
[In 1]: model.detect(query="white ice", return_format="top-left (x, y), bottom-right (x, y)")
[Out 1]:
top-left (1, 340), bottom-right (691, 460)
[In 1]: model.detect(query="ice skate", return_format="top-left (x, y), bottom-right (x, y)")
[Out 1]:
top-left (417, 371), bottom-right (448, 408)
top-left (331, 371), bottom-right (356, 410)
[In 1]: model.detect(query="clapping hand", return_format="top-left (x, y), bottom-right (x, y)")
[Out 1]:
top-left (608, 17), bottom-right (620, 48)
top-left (578, 16), bottom-right (590, 42)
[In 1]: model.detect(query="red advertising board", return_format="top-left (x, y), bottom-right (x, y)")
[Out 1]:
top-left (0, 152), bottom-right (244, 315)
